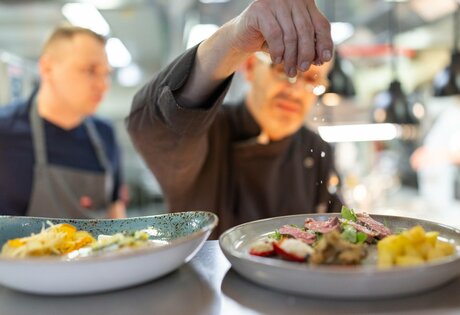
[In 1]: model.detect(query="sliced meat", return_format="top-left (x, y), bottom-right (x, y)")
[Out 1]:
top-left (356, 213), bottom-right (392, 238)
top-left (278, 225), bottom-right (316, 244)
top-left (304, 216), bottom-right (340, 234)
top-left (339, 218), bottom-right (380, 238)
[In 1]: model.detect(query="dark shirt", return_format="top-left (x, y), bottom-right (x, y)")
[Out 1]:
top-left (127, 45), bottom-right (342, 236)
top-left (0, 92), bottom-right (122, 216)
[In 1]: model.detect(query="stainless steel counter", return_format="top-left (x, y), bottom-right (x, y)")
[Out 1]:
top-left (1, 241), bottom-right (460, 315)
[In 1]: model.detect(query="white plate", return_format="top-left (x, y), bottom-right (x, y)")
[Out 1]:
top-left (0, 211), bottom-right (218, 295)
top-left (219, 213), bottom-right (460, 298)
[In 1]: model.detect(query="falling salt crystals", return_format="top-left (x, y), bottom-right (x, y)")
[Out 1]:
top-left (310, 149), bottom-right (314, 153)
top-left (320, 151), bottom-right (326, 158)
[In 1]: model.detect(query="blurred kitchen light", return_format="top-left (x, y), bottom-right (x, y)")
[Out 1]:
top-left (318, 123), bottom-right (400, 143)
top-left (106, 37), bottom-right (132, 68)
top-left (87, 0), bottom-right (124, 10)
top-left (433, 3), bottom-right (460, 96)
top-left (199, 0), bottom-right (230, 3)
top-left (395, 28), bottom-right (431, 50)
top-left (62, 3), bottom-right (110, 36)
top-left (410, 0), bottom-right (458, 22)
top-left (186, 24), bottom-right (219, 49)
top-left (313, 85), bottom-right (326, 96)
top-left (321, 92), bottom-right (341, 106)
top-left (352, 185), bottom-right (368, 204)
top-left (331, 22), bottom-right (354, 45)
top-left (117, 63), bottom-right (142, 87)
top-left (412, 102), bottom-right (426, 120)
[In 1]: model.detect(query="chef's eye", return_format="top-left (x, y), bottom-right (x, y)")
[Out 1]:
top-left (82, 67), bottom-right (97, 76)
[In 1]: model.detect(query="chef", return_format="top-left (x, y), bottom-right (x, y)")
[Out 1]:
top-left (0, 25), bottom-right (126, 219)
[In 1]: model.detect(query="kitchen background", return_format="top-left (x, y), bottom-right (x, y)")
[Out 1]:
top-left (1, 0), bottom-right (460, 225)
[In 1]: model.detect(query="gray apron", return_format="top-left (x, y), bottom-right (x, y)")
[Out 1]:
top-left (26, 101), bottom-right (114, 219)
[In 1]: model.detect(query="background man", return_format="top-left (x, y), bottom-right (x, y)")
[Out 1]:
top-left (0, 26), bottom-right (126, 219)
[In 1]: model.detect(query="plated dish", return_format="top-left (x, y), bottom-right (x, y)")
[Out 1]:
top-left (0, 211), bottom-right (218, 295)
top-left (219, 213), bottom-right (460, 298)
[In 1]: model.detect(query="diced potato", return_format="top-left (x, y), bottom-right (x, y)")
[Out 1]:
top-left (415, 242), bottom-right (433, 260)
top-left (404, 243), bottom-right (421, 257)
top-left (395, 255), bottom-right (425, 267)
top-left (377, 251), bottom-right (394, 268)
top-left (427, 248), bottom-right (448, 261)
top-left (425, 231), bottom-right (439, 246)
top-left (435, 241), bottom-right (456, 256)
top-left (377, 225), bottom-right (456, 268)
top-left (378, 235), bottom-right (404, 256)
top-left (405, 225), bottom-right (426, 243)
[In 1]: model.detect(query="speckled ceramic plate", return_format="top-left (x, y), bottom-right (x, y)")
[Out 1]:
top-left (0, 211), bottom-right (218, 295)
top-left (219, 213), bottom-right (460, 298)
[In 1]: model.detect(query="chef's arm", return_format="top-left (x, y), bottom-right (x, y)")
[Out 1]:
top-left (177, 0), bottom-right (333, 107)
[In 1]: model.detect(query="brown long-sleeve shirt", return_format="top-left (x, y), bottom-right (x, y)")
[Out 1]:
top-left (126, 46), bottom-right (342, 237)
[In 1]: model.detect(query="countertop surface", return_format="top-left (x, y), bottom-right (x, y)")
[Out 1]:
top-left (1, 240), bottom-right (460, 315)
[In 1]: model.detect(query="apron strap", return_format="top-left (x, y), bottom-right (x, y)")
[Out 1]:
top-left (29, 98), bottom-right (112, 174)
top-left (84, 119), bottom-right (112, 174)
top-left (29, 99), bottom-right (47, 165)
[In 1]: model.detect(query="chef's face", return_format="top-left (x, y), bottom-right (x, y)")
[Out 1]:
top-left (244, 55), bottom-right (329, 141)
top-left (40, 33), bottom-right (111, 116)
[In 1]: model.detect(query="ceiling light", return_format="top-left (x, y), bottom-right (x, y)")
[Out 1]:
top-left (318, 123), bottom-right (400, 143)
top-left (373, 80), bottom-right (418, 124)
top-left (106, 37), bottom-right (132, 68)
top-left (86, 0), bottom-right (125, 10)
top-left (373, 2), bottom-right (419, 125)
top-left (321, 93), bottom-right (341, 107)
top-left (410, 0), bottom-right (458, 22)
top-left (322, 1), bottom-right (355, 101)
top-left (186, 24), bottom-right (219, 49)
top-left (117, 63), bottom-right (142, 87)
top-left (331, 22), bottom-right (354, 45)
top-left (325, 53), bottom-right (355, 98)
top-left (62, 3), bottom-right (110, 36)
top-left (199, 0), bottom-right (230, 3)
top-left (433, 3), bottom-right (460, 97)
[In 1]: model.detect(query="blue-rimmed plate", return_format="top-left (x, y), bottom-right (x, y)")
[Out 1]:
top-left (219, 213), bottom-right (460, 298)
top-left (0, 211), bottom-right (218, 295)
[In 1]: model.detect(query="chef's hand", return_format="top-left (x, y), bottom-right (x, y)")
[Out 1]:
top-left (229, 0), bottom-right (333, 76)
top-left (179, 0), bottom-right (333, 105)
top-left (107, 200), bottom-right (127, 219)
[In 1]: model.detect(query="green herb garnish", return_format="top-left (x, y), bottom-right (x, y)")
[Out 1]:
top-left (341, 224), bottom-right (367, 244)
top-left (269, 230), bottom-right (282, 241)
top-left (356, 232), bottom-right (368, 244)
top-left (341, 206), bottom-right (357, 222)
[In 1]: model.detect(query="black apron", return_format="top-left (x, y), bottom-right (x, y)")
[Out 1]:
top-left (26, 101), bottom-right (113, 219)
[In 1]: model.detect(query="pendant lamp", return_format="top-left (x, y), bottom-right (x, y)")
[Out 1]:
top-left (433, 3), bottom-right (460, 96)
top-left (373, 2), bottom-right (418, 125)
top-left (321, 0), bottom-right (355, 107)
top-left (327, 53), bottom-right (356, 97)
